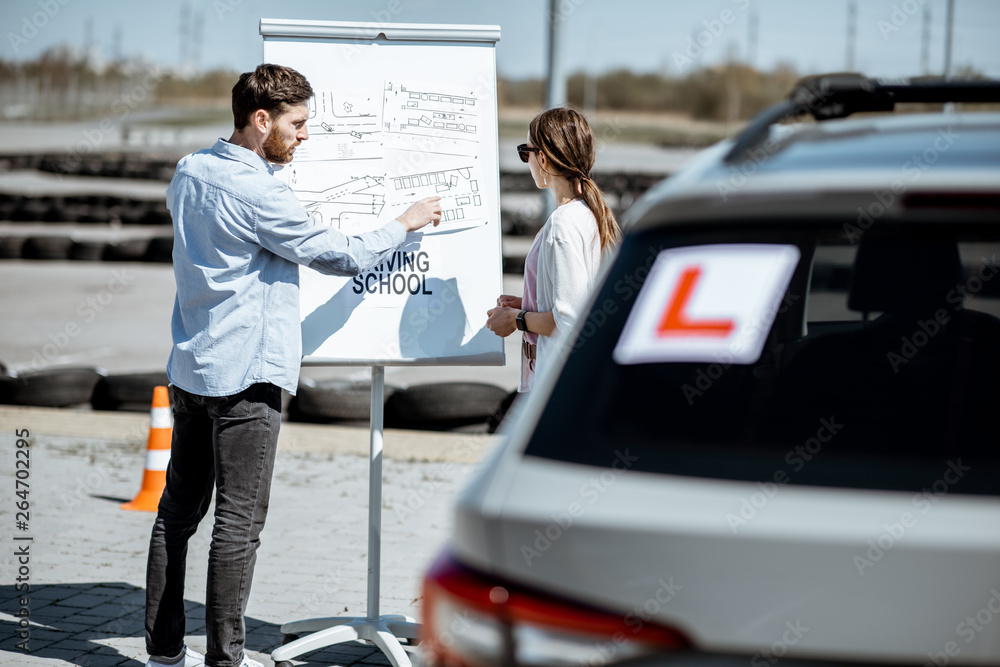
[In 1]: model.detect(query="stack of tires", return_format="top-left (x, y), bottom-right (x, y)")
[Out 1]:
top-left (90, 372), bottom-right (171, 412)
top-left (0, 192), bottom-right (173, 263)
top-left (0, 364), bottom-right (518, 433)
top-left (0, 367), bottom-right (170, 411)
top-left (289, 378), bottom-right (516, 433)
top-left (0, 367), bottom-right (104, 408)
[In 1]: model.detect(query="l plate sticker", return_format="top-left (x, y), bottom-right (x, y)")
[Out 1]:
top-left (613, 244), bottom-right (800, 365)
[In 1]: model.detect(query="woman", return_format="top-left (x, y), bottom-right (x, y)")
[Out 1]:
top-left (486, 107), bottom-right (621, 391)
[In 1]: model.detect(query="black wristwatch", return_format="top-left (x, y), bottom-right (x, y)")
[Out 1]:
top-left (515, 310), bottom-right (528, 332)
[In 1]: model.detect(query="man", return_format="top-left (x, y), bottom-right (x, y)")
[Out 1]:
top-left (144, 64), bottom-right (440, 667)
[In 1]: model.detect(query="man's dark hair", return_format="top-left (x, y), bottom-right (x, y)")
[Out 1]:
top-left (232, 64), bottom-right (313, 130)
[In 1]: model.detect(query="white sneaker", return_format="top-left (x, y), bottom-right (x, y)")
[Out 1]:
top-left (146, 645), bottom-right (205, 667)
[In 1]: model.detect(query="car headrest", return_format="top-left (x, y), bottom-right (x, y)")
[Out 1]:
top-left (847, 237), bottom-right (963, 313)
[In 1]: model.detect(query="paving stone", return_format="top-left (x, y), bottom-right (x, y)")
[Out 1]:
top-left (61, 612), bottom-right (119, 626)
top-left (21, 586), bottom-right (71, 602)
top-left (82, 585), bottom-right (132, 598)
top-left (85, 601), bottom-right (142, 619)
top-left (32, 604), bottom-right (88, 622)
top-left (45, 637), bottom-right (103, 653)
top-left (18, 628), bottom-right (75, 643)
top-left (23, 646), bottom-right (91, 662)
top-left (88, 616), bottom-right (145, 635)
top-left (42, 621), bottom-right (97, 634)
top-left (55, 593), bottom-right (116, 609)
top-left (0, 637), bottom-right (47, 653)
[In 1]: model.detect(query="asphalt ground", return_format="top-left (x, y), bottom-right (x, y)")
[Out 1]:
top-left (0, 405), bottom-right (495, 666)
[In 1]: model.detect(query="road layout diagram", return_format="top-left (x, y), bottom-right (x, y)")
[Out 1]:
top-left (382, 80), bottom-right (480, 157)
top-left (293, 89), bottom-right (382, 162)
top-left (281, 80), bottom-right (488, 235)
top-left (381, 79), bottom-right (487, 230)
top-left (386, 163), bottom-right (484, 230)
top-left (278, 87), bottom-right (386, 234)
top-left (288, 162), bottom-right (385, 235)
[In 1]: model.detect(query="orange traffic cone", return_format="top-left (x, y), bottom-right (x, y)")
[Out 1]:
top-left (121, 385), bottom-right (172, 512)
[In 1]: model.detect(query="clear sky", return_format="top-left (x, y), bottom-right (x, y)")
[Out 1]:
top-left (3, 0), bottom-right (999, 79)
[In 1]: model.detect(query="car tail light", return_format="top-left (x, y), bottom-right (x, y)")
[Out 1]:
top-left (421, 550), bottom-right (693, 666)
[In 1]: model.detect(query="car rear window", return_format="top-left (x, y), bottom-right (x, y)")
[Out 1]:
top-left (524, 223), bottom-right (1000, 495)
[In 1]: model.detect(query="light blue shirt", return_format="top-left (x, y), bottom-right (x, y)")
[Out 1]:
top-left (166, 138), bottom-right (407, 397)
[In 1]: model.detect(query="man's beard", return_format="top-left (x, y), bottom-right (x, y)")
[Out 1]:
top-left (262, 126), bottom-right (297, 164)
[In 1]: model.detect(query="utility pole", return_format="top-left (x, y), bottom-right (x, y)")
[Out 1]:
top-left (191, 10), bottom-right (204, 72)
top-left (545, 0), bottom-right (566, 109)
top-left (542, 0), bottom-right (566, 218)
top-left (746, 8), bottom-right (758, 68)
top-left (943, 0), bottom-right (955, 80)
top-left (83, 16), bottom-right (94, 66)
top-left (846, 0), bottom-right (857, 71)
top-left (179, 2), bottom-right (191, 73)
top-left (921, 5), bottom-right (931, 76)
top-left (112, 25), bottom-right (123, 64)
top-left (583, 24), bottom-right (598, 117)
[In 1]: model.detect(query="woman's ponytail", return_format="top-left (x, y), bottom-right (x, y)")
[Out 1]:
top-left (579, 175), bottom-right (620, 254)
top-left (530, 108), bottom-right (622, 254)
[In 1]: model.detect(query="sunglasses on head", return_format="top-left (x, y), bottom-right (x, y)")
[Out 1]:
top-left (517, 143), bottom-right (541, 163)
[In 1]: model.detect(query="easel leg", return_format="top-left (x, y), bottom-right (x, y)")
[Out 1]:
top-left (271, 366), bottom-right (421, 667)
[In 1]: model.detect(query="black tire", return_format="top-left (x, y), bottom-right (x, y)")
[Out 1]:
top-left (100, 161), bottom-right (125, 178)
top-left (91, 371), bottom-right (169, 411)
top-left (102, 239), bottom-right (149, 262)
top-left (10, 199), bottom-right (47, 222)
top-left (290, 379), bottom-right (396, 422)
top-left (44, 202), bottom-right (78, 223)
top-left (69, 240), bottom-right (107, 261)
top-left (118, 206), bottom-right (146, 225)
top-left (79, 158), bottom-right (103, 177)
top-left (0, 236), bottom-right (27, 259)
top-left (501, 209), bottom-right (532, 235)
top-left (154, 162), bottom-right (178, 182)
top-left (0, 367), bottom-right (104, 407)
top-left (144, 236), bottom-right (174, 263)
top-left (487, 389), bottom-right (519, 434)
top-left (78, 205), bottom-right (110, 224)
top-left (122, 160), bottom-right (149, 179)
top-left (63, 196), bottom-right (87, 220)
top-left (22, 236), bottom-right (73, 260)
top-left (0, 202), bottom-right (16, 221)
top-left (386, 382), bottom-right (508, 426)
top-left (140, 207), bottom-right (171, 226)
top-left (502, 255), bottom-right (526, 275)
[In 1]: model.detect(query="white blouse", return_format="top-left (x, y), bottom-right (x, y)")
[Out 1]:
top-left (522, 199), bottom-right (603, 391)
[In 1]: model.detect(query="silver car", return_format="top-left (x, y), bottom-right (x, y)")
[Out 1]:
top-left (420, 75), bottom-right (1000, 666)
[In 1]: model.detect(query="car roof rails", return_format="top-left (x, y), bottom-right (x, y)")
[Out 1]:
top-left (724, 73), bottom-right (1000, 163)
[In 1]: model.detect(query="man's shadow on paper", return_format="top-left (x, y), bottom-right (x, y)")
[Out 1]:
top-left (301, 235), bottom-right (496, 360)
top-left (300, 236), bottom-right (425, 356)
top-left (301, 278), bottom-right (364, 357)
top-left (398, 276), bottom-right (494, 359)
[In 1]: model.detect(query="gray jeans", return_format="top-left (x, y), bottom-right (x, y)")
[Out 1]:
top-left (145, 382), bottom-right (282, 667)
